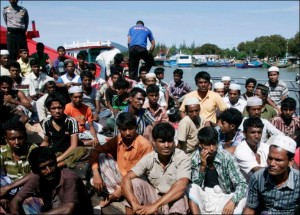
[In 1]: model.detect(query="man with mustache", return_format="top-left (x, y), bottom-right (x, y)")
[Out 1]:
top-left (10, 147), bottom-right (93, 215)
top-left (89, 112), bottom-right (153, 208)
top-left (243, 135), bottom-right (299, 214)
top-left (122, 122), bottom-right (191, 214)
top-left (271, 97), bottom-right (300, 141)
top-left (188, 127), bottom-right (247, 215)
top-left (177, 97), bottom-right (208, 156)
top-left (180, 71), bottom-right (227, 123)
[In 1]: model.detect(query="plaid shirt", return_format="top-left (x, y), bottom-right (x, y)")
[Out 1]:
top-left (0, 143), bottom-right (37, 181)
top-left (265, 80), bottom-right (289, 106)
top-left (191, 148), bottom-right (248, 204)
top-left (168, 80), bottom-right (192, 100)
top-left (271, 116), bottom-right (300, 139)
top-left (114, 107), bottom-right (155, 136)
top-left (246, 167), bottom-right (300, 214)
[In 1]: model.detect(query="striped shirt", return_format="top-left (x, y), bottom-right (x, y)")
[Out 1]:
top-left (265, 80), bottom-right (289, 106)
top-left (168, 80), bottom-right (192, 100)
top-left (191, 148), bottom-right (248, 204)
top-left (246, 167), bottom-right (300, 214)
top-left (271, 116), bottom-right (300, 139)
top-left (114, 107), bottom-right (155, 136)
top-left (0, 143), bottom-right (37, 181)
top-left (42, 115), bottom-right (79, 153)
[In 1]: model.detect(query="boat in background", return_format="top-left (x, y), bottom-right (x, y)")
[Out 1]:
top-left (64, 40), bottom-right (114, 63)
top-left (235, 60), bottom-right (263, 68)
top-left (194, 58), bottom-right (207, 67)
top-left (165, 53), bottom-right (193, 67)
top-left (154, 53), bottom-right (168, 66)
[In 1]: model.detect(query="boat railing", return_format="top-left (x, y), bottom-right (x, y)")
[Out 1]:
top-left (64, 40), bottom-right (111, 49)
top-left (211, 76), bottom-right (300, 115)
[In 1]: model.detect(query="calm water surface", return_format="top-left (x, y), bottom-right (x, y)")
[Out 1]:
top-left (149, 66), bottom-right (300, 113)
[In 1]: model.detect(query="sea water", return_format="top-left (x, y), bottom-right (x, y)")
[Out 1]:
top-left (149, 66), bottom-right (300, 114)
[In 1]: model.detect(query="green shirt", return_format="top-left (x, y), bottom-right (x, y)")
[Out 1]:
top-left (243, 104), bottom-right (277, 121)
top-left (0, 143), bottom-right (37, 181)
top-left (191, 148), bottom-right (248, 204)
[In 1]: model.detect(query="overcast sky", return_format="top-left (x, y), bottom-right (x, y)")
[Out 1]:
top-left (1, 1), bottom-right (299, 50)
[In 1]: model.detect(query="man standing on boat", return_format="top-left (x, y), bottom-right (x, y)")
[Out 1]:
top-left (3, 0), bottom-right (29, 62)
top-left (127, 20), bottom-right (155, 81)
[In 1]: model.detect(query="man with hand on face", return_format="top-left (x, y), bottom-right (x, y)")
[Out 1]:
top-left (243, 135), bottom-right (299, 215)
top-left (9, 147), bottom-right (93, 215)
top-left (122, 122), bottom-right (191, 215)
top-left (188, 127), bottom-right (247, 215)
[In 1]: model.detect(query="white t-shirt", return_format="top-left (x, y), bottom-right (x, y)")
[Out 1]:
top-left (234, 140), bottom-right (269, 182)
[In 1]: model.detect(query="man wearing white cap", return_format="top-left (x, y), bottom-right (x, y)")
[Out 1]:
top-left (0, 50), bottom-right (10, 76)
top-left (243, 135), bottom-right (299, 215)
top-left (223, 83), bottom-right (247, 113)
top-left (213, 82), bottom-right (225, 97)
top-left (64, 86), bottom-right (106, 146)
top-left (240, 96), bottom-right (282, 142)
top-left (264, 66), bottom-right (289, 108)
top-left (221, 76), bottom-right (231, 96)
top-left (177, 97), bottom-right (208, 156)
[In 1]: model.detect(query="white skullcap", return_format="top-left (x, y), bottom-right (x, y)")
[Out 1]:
top-left (145, 73), bottom-right (156, 79)
top-left (185, 97), bottom-right (200, 106)
top-left (68, 86), bottom-right (83, 94)
top-left (229, 83), bottom-right (241, 91)
top-left (247, 96), bottom-right (262, 106)
top-left (214, 82), bottom-right (224, 89)
top-left (0, 50), bottom-right (9, 55)
top-left (268, 66), bottom-right (279, 72)
top-left (222, 76), bottom-right (231, 81)
top-left (266, 135), bottom-right (296, 153)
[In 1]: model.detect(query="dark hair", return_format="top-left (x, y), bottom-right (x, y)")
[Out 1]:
top-left (44, 81), bottom-right (56, 93)
top-left (29, 58), bottom-right (39, 67)
top-left (110, 70), bottom-right (121, 78)
top-left (3, 120), bottom-right (27, 136)
top-left (87, 63), bottom-right (96, 71)
top-left (173, 69), bottom-right (183, 77)
top-left (197, 127), bottom-right (218, 145)
top-left (146, 84), bottom-right (159, 94)
top-left (139, 66), bottom-right (148, 73)
top-left (219, 108), bottom-right (243, 129)
top-left (64, 59), bottom-right (74, 67)
top-left (243, 117), bottom-right (264, 132)
top-left (129, 87), bottom-right (146, 98)
top-left (114, 53), bottom-right (124, 65)
top-left (45, 93), bottom-right (66, 110)
top-left (281, 97), bottom-right (296, 109)
top-left (36, 42), bottom-right (44, 49)
top-left (116, 112), bottom-right (137, 129)
top-left (195, 71), bottom-right (210, 84)
top-left (0, 75), bottom-right (13, 86)
top-left (80, 70), bottom-right (93, 80)
top-left (57, 46), bottom-right (65, 51)
top-left (256, 84), bottom-right (269, 96)
top-left (136, 20), bottom-right (144, 26)
top-left (28, 147), bottom-right (57, 174)
top-left (114, 78), bottom-right (130, 90)
top-left (9, 61), bottom-right (21, 70)
top-left (76, 52), bottom-right (85, 59)
top-left (154, 67), bottom-right (164, 75)
top-left (245, 78), bottom-right (257, 87)
top-left (152, 122), bottom-right (175, 142)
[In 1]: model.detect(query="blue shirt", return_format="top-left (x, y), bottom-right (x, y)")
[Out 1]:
top-left (128, 24), bottom-right (154, 48)
top-left (246, 167), bottom-right (299, 214)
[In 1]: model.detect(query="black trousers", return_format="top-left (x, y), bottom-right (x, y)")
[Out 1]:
top-left (7, 28), bottom-right (28, 61)
top-left (128, 45), bottom-right (154, 81)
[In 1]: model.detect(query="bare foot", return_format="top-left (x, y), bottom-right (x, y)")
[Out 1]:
top-left (99, 194), bottom-right (113, 208)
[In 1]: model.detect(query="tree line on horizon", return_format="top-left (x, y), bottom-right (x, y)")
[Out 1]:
top-left (151, 32), bottom-right (299, 60)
